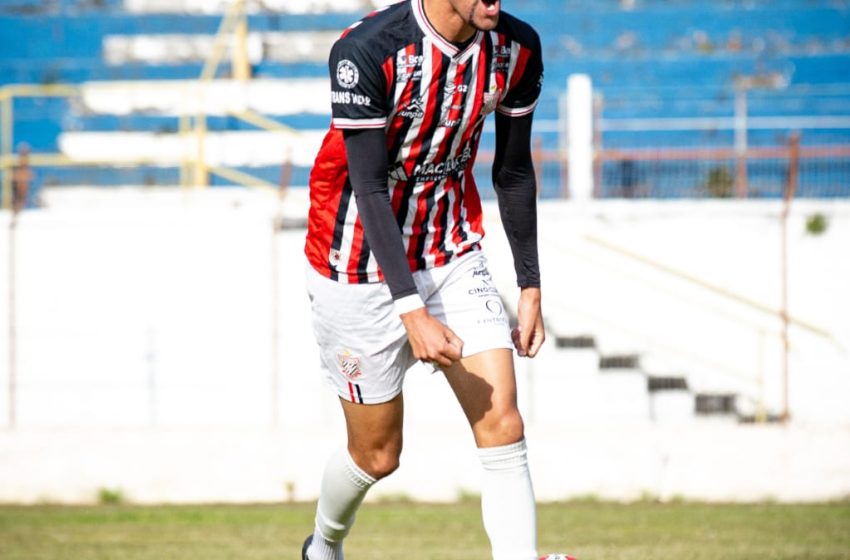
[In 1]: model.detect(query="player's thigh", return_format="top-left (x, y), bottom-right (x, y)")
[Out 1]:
top-left (306, 266), bottom-right (414, 405)
top-left (340, 393), bottom-right (404, 452)
top-left (443, 347), bottom-right (523, 448)
top-left (424, 251), bottom-right (513, 358)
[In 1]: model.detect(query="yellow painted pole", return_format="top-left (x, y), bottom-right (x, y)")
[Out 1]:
top-left (194, 113), bottom-right (208, 188)
top-left (179, 111), bottom-right (191, 188)
top-left (1, 91), bottom-right (13, 210)
top-left (232, 0), bottom-right (251, 81)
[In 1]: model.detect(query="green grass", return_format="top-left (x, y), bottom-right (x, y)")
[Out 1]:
top-left (0, 501), bottom-right (848, 560)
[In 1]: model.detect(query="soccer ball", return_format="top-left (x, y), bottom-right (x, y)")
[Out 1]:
top-left (539, 555), bottom-right (577, 560)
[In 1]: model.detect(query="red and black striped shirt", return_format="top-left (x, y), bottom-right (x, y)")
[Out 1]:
top-left (305, 0), bottom-right (543, 285)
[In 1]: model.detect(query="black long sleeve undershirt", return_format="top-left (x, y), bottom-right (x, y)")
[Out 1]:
top-left (492, 112), bottom-right (541, 288)
top-left (343, 128), bottom-right (419, 300)
top-left (342, 113), bottom-right (541, 300)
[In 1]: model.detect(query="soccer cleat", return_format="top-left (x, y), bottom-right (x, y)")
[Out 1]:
top-left (301, 535), bottom-right (313, 560)
top-left (540, 555), bottom-right (577, 560)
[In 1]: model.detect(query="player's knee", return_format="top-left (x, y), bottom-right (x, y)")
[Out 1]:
top-left (478, 408), bottom-right (525, 447)
top-left (351, 445), bottom-right (402, 480)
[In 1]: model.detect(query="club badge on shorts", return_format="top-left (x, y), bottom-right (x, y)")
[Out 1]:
top-left (336, 350), bottom-right (363, 380)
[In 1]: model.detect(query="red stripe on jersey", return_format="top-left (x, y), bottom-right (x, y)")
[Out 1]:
top-left (348, 382), bottom-right (356, 403)
top-left (346, 215), bottom-right (366, 279)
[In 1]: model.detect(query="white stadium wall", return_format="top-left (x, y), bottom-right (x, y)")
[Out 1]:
top-left (0, 192), bottom-right (849, 504)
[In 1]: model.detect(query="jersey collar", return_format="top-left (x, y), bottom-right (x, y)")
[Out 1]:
top-left (412, 0), bottom-right (483, 60)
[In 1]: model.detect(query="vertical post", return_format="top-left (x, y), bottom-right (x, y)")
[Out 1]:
top-left (756, 329), bottom-right (766, 424)
top-left (734, 87), bottom-right (749, 198)
top-left (557, 90), bottom-right (568, 198)
top-left (566, 74), bottom-right (594, 201)
top-left (779, 132), bottom-right (800, 425)
top-left (146, 327), bottom-right (157, 427)
top-left (592, 92), bottom-right (604, 198)
top-left (270, 219), bottom-right (279, 430)
top-left (179, 108), bottom-right (191, 189)
top-left (232, 0), bottom-right (251, 81)
top-left (194, 112), bottom-right (208, 187)
top-left (1, 91), bottom-right (12, 210)
top-left (8, 204), bottom-right (17, 429)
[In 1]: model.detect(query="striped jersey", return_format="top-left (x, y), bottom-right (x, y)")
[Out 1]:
top-left (305, 0), bottom-right (543, 284)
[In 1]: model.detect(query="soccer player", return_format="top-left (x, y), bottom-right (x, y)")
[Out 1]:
top-left (303, 0), bottom-right (545, 558)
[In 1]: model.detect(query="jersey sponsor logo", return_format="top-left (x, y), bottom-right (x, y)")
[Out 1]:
top-left (410, 144), bottom-right (473, 183)
top-left (388, 163), bottom-right (409, 182)
top-left (468, 286), bottom-right (499, 296)
top-left (472, 263), bottom-right (492, 283)
top-left (493, 44), bottom-right (512, 71)
top-left (331, 90), bottom-right (373, 106)
top-left (336, 350), bottom-right (363, 381)
top-left (397, 69), bottom-right (422, 83)
top-left (336, 59), bottom-right (360, 89)
top-left (443, 83), bottom-right (469, 95)
top-left (396, 52), bottom-right (424, 83)
top-left (397, 53), bottom-right (424, 69)
top-left (386, 144), bottom-right (474, 183)
top-left (478, 298), bottom-right (507, 325)
top-left (485, 299), bottom-right (504, 315)
top-left (440, 117), bottom-right (461, 128)
top-left (398, 96), bottom-right (425, 119)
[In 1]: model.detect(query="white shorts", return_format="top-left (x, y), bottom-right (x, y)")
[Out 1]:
top-left (306, 250), bottom-right (513, 404)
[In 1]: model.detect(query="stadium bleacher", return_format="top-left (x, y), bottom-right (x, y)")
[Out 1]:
top-left (0, 0), bottom-right (848, 192)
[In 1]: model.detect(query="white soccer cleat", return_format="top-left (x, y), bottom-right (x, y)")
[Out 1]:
top-left (539, 555), bottom-right (577, 560)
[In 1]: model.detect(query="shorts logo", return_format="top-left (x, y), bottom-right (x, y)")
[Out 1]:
top-left (336, 59), bottom-right (359, 89)
top-left (337, 350), bottom-right (363, 380)
top-left (485, 299), bottom-right (504, 315)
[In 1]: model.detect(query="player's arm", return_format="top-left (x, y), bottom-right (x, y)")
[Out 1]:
top-left (492, 111), bottom-right (545, 358)
top-left (342, 129), bottom-right (463, 367)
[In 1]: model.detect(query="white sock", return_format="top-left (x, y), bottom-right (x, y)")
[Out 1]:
top-left (478, 439), bottom-right (538, 560)
top-left (307, 448), bottom-right (376, 560)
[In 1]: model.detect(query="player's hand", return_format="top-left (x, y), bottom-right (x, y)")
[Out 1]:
top-left (400, 307), bottom-right (464, 368)
top-left (512, 287), bottom-right (545, 358)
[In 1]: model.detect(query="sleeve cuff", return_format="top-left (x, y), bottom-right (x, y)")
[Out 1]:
top-left (332, 117), bottom-right (387, 129)
top-left (394, 293), bottom-right (426, 316)
top-left (495, 99), bottom-right (538, 117)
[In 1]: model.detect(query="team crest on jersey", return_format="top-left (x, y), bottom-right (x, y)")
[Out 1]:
top-left (336, 59), bottom-right (360, 89)
top-left (337, 350), bottom-right (363, 381)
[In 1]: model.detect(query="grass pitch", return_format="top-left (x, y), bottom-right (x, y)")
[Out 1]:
top-left (0, 500), bottom-right (848, 560)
